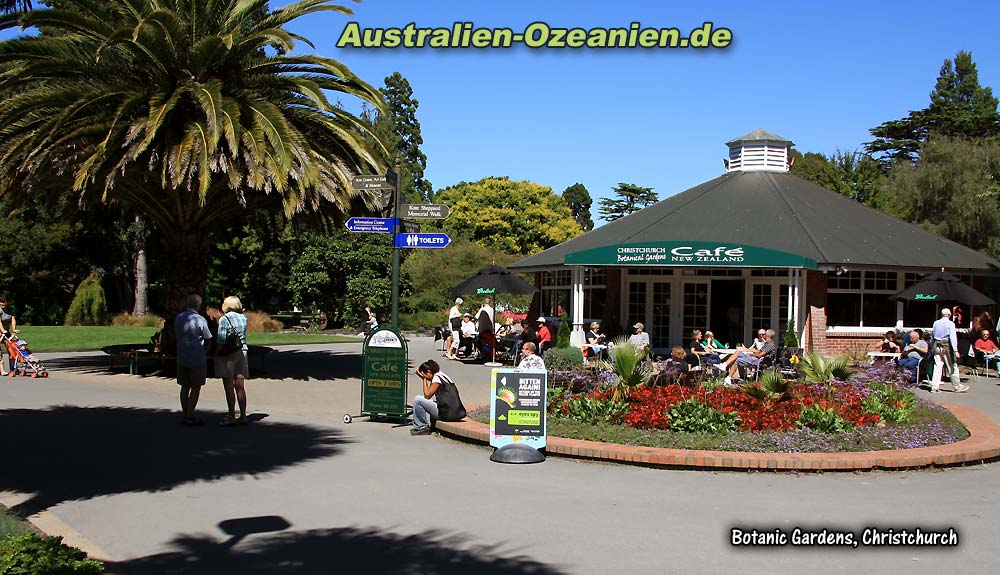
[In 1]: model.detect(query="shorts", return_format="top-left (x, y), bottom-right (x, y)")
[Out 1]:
top-left (736, 352), bottom-right (760, 367)
top-left (215, 350), bottom-right (248, 379)
top-left (176, 363), bottom-right (207, 387)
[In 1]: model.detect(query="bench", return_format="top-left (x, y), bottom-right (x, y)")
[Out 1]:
top-left (102, 344), bottom-right (274, 376)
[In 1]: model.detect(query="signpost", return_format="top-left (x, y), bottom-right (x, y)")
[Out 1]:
top-left (345, 327), bottom-right (410, 424)
top-left (393, 233), bottom-right (452, 249)
top-left (345, 217), bottom-right (395, 234)
top-left (351, 175), bottom-right (392, 190)
top-left (490, 369), bottom-right (546, 463)
top-left (401, 203), bottom-right (452, 219)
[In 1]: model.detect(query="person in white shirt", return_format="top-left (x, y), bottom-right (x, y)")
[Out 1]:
top-left (930, 308), bottom-right (968, 393)
top-left (459, 314), bottom-right (477, 357)
top-left (517, 342), bottom-right (546, 370)
top-left (627, 322), bottom-right (650, 351)
top-left (445, 297), bottom-right (463, 360)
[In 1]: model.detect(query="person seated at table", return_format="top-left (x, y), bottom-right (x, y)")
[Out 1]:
top-left (717, 329), bottom-right (776, 383)
top-left (496, 317), bottom-right (516, 338)
top-left (459, 313), bottom-right (478, 357)
top-left (702, 330), bottom-right (732, 360)
top-left (670, 346), bottom-right (692, 372)
top-left (536, 317), bottom-right (553, 354)
top-left (584, 321), bottom-right (608, 360)
top-left (689, 329), bottom-right (721, 366)
top-left (628, 322), bottom-right (650, 352)
top-left (973, 329), bottom-right (1000, 367)
top-left (880, 331), bottom-right (901, 353)
top-left (507, 319), bottom-right (537, 364)
top-left (898, 329), bottom-right (927, 383)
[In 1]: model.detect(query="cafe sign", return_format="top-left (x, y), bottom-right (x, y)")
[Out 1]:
top-left (564, 241), bottom-right (817, 269)
top-left (362, 328), bottom-right (409, 417)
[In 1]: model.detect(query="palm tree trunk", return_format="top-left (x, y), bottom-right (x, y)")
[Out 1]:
top-left (133, 215), bottom-right (148, 316)
top-left (160, 227), bottom-right (211, 312)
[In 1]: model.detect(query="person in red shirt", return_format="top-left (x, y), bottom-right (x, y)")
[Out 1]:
top-left (974, 330), bottom-right (1000, 358)
top-left (535, 317), bottom-right (552, 354)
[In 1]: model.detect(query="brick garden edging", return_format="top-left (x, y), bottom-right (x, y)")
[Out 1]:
top-left (435, 402), bottom-right (1000, 471)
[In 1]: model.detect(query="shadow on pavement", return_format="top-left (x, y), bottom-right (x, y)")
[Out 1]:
top-left (42, 348), bottom-right (369, 382)
top-left (110, 517), bottom-right (566, 575)
top-left (0, 406), bottom-right (349, 516)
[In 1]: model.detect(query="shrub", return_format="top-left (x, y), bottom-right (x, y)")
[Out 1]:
top-left (543, 346), bottom-right (584, 371)
top-left (796, 404), bottom-right (854, 433)
top-left (399, 310), bottom-right (444, 332)
top-left (244, 311), bottom-right (282, 333)
top-left (557, 394), bottom-right (629, 425)
top-left (64, 271), bottom-right (108, 326)
top-left (0, 533), bottom-right (104, 574)
top-left (862, 383), bottom-right (915, 423)
top-left (601, 338), bottom-right (652, 402)
top-left (110, 313), bottom-right (165, 328)
top-left (667, 398), bottom-right (740, 434)
top-left (555, 313), bottom-right (571, 348)
top-left (800, 352), bottom-right (852, 384)
top-left (782, 312), bottom-right (799, 348)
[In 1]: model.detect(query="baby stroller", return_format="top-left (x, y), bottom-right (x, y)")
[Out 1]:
top-left (3, 332), bottom-right (48, 378)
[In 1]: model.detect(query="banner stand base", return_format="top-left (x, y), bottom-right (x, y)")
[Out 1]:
top-left (490, 443), bottom-right (545, 464)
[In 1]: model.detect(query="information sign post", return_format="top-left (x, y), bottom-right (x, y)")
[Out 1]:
top-left (489, 368), bottom-right (547, 463)
top-left (344, 327), bottom-right (410, 424)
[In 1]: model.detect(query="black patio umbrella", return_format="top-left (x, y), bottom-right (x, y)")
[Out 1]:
top-left (893, 272), bottom-right (996, 306)
top-left (451, 264), bottom-right (535, 297)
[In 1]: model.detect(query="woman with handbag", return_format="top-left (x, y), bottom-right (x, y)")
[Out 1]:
top-left (216, 296), bottom-right (250, 426)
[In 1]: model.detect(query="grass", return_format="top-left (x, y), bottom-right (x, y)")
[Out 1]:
top-left (18, 326), bottom-right (362, 352)
top-left (0, 505), bottom-right (35, 539)
top-left (469, 404), bottom-right (969, 453)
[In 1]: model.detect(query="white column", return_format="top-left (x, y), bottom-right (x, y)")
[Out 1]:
top-left (570, 266), bottom-right (586, 348)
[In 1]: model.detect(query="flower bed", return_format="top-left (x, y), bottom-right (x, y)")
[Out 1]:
top-left (473, 356), bottom-right (969, 453)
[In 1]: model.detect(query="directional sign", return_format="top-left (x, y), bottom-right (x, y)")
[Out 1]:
top-left (401, 220), bottom-right (421, 234)
top-left (346, 217), bottom-right (395, 234)
top-left (401, 203), bottom-right (451, 219)
top-left (394, 233), bottom-right (451, 249)
top-left (351, 175), bottom-right (392, 190)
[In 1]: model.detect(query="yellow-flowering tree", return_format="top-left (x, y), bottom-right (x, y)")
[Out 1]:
top-left (433, 177), bottom-right (583, 255)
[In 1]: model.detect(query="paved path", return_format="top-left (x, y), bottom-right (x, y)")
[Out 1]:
top-left (2, 337), bottom-right (999, 575)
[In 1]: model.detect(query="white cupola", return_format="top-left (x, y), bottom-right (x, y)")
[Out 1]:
top-left (724, 129), bottom-right (793, 173)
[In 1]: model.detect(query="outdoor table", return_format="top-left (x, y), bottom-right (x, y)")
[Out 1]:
top-left (867, 352), bottom-right (900, 364)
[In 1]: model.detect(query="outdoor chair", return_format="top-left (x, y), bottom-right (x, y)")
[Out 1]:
top-left (433, 325), bottom-right (448, 352)
top-left (776, 347), bottom-right (803, 379)
top-left (739, 349), bottom-right (777, 382)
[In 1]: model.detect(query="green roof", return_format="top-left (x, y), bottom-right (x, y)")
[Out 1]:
top-left (511, 171), bottom-right (1000, 272)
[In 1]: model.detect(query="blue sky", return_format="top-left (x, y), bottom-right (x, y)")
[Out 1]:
top-left (289, 0), bottom-right (998, 224)
top-left (5, 1), bottom-right (999, 225)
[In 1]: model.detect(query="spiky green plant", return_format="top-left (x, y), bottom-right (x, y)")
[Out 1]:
top-left (0, 0), bottom-right (385, 303)
top-left (800, 352), bottom-right (853, 384)
top-left (601, 337), bottom-right (652, 403)
top-left (757, 368), bottom-right (793, 400)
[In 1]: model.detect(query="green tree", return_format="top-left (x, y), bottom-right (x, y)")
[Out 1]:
top-left (287, 229), bottom-right (394, 328)
top-left (562, 183), bottom-right (594, 231)
top-left (403, 238), bottom-right (506, 313)
top-left (598, 183), bottom-right (658, 222)
top-left (378, 72), bottom-right (432, 203)
top-left (791, 149), bottom-right (885, 206)
top-left (65, 270), bottom-right (108, 325)
top-left (0, 0), bottom-right (385, 309)
top-left (867, 51), bottom-right (1000, 165)
top-left (881, 136), bottom-right (1000, 258)
top-left (433, 177), bottom-right (583, 255)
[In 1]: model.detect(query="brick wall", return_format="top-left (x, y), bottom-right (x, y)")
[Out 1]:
top-left (807, 306), bottom-right (827, 355)
top-left (824, 332), bottom-right (884, 357)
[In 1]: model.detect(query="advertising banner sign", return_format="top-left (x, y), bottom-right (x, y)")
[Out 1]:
top-left (490, 369), bottom-right (547, 449)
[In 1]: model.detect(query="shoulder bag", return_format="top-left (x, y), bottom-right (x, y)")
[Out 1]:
top-left (215, 314), bottom-right (243, 356)
top-left (433, 374), bottom-right (467, 422)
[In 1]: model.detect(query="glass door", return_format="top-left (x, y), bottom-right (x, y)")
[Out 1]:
top-left (651, 282), bottom-right (671, 349)
top-left (682, 282), bottom-right (709, 343)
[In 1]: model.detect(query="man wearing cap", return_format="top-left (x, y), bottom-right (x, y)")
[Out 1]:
top-left (446, 297), bottom-right (463, 360)
top-left (930, 308), bottom-right (969, 393)
top-left (628, 322), bottom-right (650, 351)
top-left (536, 317), bottom-right (553, 354)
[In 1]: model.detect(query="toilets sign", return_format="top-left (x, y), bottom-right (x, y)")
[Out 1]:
top-left (564, 241), bottom-right (817, 269)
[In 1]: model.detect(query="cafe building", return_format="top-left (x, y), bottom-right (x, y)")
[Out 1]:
top-left (509, 130), bottom-right (1000, 354)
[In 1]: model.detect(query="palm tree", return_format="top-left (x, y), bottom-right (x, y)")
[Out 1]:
top-left (0, 0), bottom-right (386, 306)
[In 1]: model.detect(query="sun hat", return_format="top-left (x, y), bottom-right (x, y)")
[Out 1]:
top-left (633, 322), bottom-right (644, 329)
top-left (455, 297), bottom-right (463, 304)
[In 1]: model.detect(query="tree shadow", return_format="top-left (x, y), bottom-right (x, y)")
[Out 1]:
top-left (111, 516), bottom-right (567, 575)
top-left (0, 407), bottom-right (348, 516)
top-left (42, 348), bottom-right (370, 382)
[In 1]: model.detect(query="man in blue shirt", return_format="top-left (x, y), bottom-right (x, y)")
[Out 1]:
top-left (175, 294), bottom-right (213, 424)
top-left (930, 308), bottom-right (968, 393)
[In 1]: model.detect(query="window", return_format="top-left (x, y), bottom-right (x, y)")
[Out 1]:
top-left (751, 284), bottom-right (772, 332)
top-left (827, 270), bottom-right (900, 326)
top-left (583, 268), bottom-right (606, 320)
top-left (541, 270), bottom-right (571, 317)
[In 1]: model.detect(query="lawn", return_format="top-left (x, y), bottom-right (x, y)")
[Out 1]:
top-left (0, 505), bottom-right (34, 539)
top-left (19, 326), bottom-right (362, 352)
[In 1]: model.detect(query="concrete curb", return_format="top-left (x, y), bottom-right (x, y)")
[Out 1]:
top-left (435, 402), bottom-right (1000, 471)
